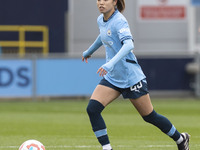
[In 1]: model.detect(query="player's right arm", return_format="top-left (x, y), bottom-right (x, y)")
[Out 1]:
top-left (82, 34), bottom-right (103, 63)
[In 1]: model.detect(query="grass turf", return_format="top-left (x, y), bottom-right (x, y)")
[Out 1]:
top-left (0, 98), bottom-right (199, 150)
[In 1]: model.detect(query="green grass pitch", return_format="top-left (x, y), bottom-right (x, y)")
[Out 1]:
top-left (0, 98), bottom-right (199, 150)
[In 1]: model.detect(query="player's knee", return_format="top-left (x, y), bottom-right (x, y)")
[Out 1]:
top-left (86, 99), bottom-right (105, 116)
top-left (86, 102), bottom-right (95, 115)
top-left (142, 110), bottom-right (173, 134)
top-left (142, 110), bottom-right (157, 123)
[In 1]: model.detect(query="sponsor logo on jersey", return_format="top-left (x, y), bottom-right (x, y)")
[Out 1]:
top-left (119, 28), bottom-right (130, 33)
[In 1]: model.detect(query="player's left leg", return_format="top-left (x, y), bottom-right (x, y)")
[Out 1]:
top-left (130, 94), bottom-right (189, 149)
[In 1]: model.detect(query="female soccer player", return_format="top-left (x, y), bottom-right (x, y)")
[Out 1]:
top-left (82, 0), bottom-right (190, 150)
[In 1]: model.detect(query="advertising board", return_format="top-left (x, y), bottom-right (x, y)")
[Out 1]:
top-left (0, 60), bottom-right (32, 97)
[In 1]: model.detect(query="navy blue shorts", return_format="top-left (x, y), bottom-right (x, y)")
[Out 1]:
top-left (99, 78), bottom-right (149, 99)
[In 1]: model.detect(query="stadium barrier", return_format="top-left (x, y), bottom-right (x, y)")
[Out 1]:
top-left (186, 52), bottom-right (200, 97)
top-left (195, 54), bottom-right (200, 97)
top-left (0, 54), bottom-right (197, 99)
top-left (0, 55), bottom-right (102, 98)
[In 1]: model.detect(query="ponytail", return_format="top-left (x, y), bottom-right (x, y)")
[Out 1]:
top-left (116, 0), bottom-right (125, 12)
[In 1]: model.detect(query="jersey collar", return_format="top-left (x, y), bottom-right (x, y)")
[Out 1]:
top-left (103, 9), bottom-right (119, 22)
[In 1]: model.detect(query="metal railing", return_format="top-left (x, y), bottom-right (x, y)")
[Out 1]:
top-left (0, 25), bottom-right (49, 56)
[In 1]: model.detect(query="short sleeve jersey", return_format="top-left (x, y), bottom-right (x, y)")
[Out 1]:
top-left (97, 10), bottom-right (146, 88)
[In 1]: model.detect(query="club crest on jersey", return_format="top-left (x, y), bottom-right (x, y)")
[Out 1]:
top-left (107, 30), bottom-right (112, 36)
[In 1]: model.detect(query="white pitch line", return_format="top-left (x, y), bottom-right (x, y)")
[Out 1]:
top-left (0, 146), bottom-right (98, 149)
top-left (1, 144), bottom-right (200, 149)
top-left (141, 145), bottom-right (174, 148)
top-left (142, 144), bottom-right (200, 148)
top-left (0, 146), bottom-right (18, 149)
top-left (46, 145), bottom-right (101, 148)
top-left (0, 145), bottom-right (131, 149)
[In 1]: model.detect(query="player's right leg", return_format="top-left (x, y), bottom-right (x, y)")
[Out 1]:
top-left (86, 84), bottom-right (120, 150)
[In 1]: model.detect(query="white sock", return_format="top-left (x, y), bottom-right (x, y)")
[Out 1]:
top-left (176, 135), bottom-right (184, 144)
top-left (102, 144), bottom-right (112, 150)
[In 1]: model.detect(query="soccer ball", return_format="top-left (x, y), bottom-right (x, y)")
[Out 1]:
top-left (19, 139), bottom-right (45, 150)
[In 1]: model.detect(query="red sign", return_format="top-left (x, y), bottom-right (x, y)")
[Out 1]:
top-left (138, 0), bottom-right (187, 20)
top-left (140, 6), bottom-right (185, 19)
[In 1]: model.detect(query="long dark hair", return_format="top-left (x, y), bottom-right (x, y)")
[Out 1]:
top-left (116, 0), bottom-right (125, 12)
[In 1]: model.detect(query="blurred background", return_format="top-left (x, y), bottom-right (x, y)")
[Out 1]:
top-left (0, 0), bottom-right (200, 99)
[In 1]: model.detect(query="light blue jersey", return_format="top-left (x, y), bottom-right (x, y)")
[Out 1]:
top-left (97, 10), bottom-right (146, 88)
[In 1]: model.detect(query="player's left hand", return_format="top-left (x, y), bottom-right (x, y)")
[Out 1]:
top-left (97, 67), bottom-right (107, 77)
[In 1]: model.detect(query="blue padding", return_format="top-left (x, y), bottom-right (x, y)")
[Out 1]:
top-left (94, 129), bottom-right (107, 138)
